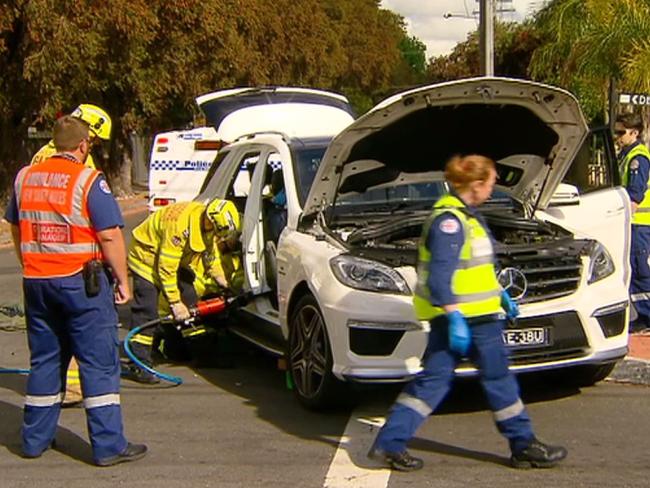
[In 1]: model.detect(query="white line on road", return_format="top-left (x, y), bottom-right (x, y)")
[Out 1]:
top-left (323, 409), bottom-right (391, 488)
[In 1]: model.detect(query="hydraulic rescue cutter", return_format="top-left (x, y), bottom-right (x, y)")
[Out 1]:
top-left (124, 294), bottom-right (247, 385)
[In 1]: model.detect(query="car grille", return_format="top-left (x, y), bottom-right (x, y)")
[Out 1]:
top-left (497, 247), bottom-right (583, 304)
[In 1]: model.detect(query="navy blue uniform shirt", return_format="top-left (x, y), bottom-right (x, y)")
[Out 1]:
top-left (425, 196), bottom-right (495, 306)
top-left (4, 173), bottom-right (124, 231)
top-left (620, 140), bottom-right (650, 204)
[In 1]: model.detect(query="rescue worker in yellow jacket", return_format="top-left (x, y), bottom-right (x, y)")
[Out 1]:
top-left (29, 103), bottom-right (112, 406)
top-left (123, 199), bottom-right (241, 383)
top-left (155, 220), bottom-right (244, 362)
top-left (31, 104), bottom-right (111, 170)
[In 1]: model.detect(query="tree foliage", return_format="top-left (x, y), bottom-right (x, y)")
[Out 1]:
top-left (0, 0), bottom-right (418, 197)
top-left (529, 0), bottom-right (650, 120)
top-left (426, 20), bottom-right (541, 83)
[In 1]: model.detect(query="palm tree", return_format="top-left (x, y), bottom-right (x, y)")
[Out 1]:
top-left (530, 0), bottom-right (650, 120)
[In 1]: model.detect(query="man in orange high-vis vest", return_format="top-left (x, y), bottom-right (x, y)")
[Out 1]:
top-left (30, 104), bottom-right (113, 405)
top-left (4, 116), bottom-right (146, 466)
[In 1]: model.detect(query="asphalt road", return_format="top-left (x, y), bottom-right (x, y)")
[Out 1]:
top-left (1, 209), bottom-right (649, 488)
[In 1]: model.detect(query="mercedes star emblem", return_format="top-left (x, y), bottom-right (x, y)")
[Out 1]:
top-left (498, 267), bottom-right (528, 300)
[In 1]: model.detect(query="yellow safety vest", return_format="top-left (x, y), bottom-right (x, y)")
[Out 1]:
top-left (620, 142), bottom-right (650, 226)
top-left (31, 140), bottom-right (97, 170)
top-left (413, 194), bottom-right (502, 320)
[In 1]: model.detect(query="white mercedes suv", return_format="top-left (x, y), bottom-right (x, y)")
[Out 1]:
top-left (197, 77), bottom-right (630, 409)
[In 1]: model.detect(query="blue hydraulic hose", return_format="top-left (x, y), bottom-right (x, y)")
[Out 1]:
top-left (124, 317), bottom-right (184, 386)
top-left (0, 318), bottom-right (184, 383)
top-left (0, 367), bottom-right (30, 375)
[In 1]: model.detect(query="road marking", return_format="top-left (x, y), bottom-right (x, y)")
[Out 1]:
top-left (323, 409), bottom-right (390, 488)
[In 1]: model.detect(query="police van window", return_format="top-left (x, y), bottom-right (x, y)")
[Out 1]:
top-left (562, 126), bottom-right (617, 193)
top-left (225, 152), bottom-right (260, 211)
top-left (199, 150), bottom-right (230, 194)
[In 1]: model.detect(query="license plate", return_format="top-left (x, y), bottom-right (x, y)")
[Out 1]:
top-left (503, 327), bottom-right (549, 348)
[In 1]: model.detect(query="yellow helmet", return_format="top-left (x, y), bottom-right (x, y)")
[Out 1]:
top-left (206, 199), bottom-right (241, 236)
top-left (70, 104), bottom-right (112, 140)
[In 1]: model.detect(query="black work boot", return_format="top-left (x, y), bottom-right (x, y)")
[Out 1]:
top-left (368, 445), bottom-right (424, 472)
top-left (120, 362), bottom-right (160, 384)
top-left (95, 442), bottom-right (148, 467)
top-left (511, 438), bottom-right (568, 469)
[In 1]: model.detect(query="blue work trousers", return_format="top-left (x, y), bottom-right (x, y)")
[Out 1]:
top-left (375, 317), bottom-right (534, 454)
top-left (22, 271), bottom-right (127, 461)
top-left (630, 225), bottom-right (650, 322)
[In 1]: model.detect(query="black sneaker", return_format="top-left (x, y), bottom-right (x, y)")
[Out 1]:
top-left (95, 442), bottom-right (148, 467)
top-left (368, 445), bottom-right (424, 472)
top-left (121, 363), bottom-right (160, 384)
top-left (511, 438), bottom-right (568, 469)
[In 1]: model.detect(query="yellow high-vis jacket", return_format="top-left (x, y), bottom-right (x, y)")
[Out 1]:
top-left (128, 201), bottom-right (209, 304)
top-left (156, 250), bottom-right (244, 316)
top-left (31, 140), bottom-right (97, 169)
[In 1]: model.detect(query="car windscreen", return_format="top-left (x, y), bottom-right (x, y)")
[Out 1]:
top-left (333, 181), bottom-right (447, 214)
top-left (292, 145), bottom-right (329, 207)
top-left (201, 91), bottom-right (355, 129)
top-left (331, 184), bottom-right (514, 217)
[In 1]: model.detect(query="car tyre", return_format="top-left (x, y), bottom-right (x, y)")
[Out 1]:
top-left (563, 362), bottom-right (617, 387)
top-left (288, 294), bottom-right (347, 409)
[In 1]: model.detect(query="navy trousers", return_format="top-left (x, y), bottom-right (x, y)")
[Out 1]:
top-left (630, 225), bottom-right (650, 323)
top-left (22, 271), bottom-right (127, 461)
top-left (374, 316), bottom-right (535, 454)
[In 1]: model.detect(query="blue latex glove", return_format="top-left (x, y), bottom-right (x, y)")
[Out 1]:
top-left (447, 311), bottom-right (471, 356)
top-left (501, 290), bottom-right (520, 320)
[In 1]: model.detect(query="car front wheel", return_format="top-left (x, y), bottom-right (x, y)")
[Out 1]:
top-left (288, 294), bottom-right (346, 409)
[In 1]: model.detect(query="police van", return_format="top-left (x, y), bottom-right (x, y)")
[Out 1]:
top-left (148, 87), bottom-right (355, 212)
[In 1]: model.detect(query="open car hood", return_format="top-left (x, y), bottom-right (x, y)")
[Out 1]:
top-left (303, 77), bottom-right (589, 217)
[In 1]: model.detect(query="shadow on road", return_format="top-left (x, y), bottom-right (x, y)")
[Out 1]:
top-left (170, 331), bottom-right (583, 469)
top-left (0, 394), bottom-right (93, 465)
top-left (187, 334), bottom-right (351, 449)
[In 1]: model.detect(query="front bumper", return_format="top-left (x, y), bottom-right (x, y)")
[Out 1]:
top-left (333, 306), bottom-right (629, 383)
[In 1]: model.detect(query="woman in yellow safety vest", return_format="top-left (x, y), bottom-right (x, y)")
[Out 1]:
top-left (368, 154), bottom-right (568, 472)
top-left (615, 113), bottom-right (650, 333)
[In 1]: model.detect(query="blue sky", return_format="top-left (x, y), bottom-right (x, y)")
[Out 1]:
top-left (381, 1), bottom-right (547, 58)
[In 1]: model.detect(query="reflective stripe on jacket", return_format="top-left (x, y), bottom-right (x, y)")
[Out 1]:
top-left (413, 194), bottom-right (502, 320)
top-left (620, 142), bottom-right (650, 226)
top-left (15, 156), bottom-right (101, 278)
top-left (128, 201), bottom-right (208, 304)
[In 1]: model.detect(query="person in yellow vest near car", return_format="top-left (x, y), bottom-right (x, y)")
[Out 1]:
top-left (29, 104), bottom-right (112, 407)
top-left (31, 104), bottom-right (112, 170)
top-left (123, 199), bottom-right (241, 383)
top-left (615, 113), bottom-right (650, 333)
top-left (368, 155), bottom-right (567, 471)
top-left (153, 225), bottom-right (244, 364)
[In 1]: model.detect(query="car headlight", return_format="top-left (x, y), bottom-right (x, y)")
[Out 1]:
top-left (587, 242), bottom-right (615, 284)
top-left (329, 255), bottom-right (411, 295)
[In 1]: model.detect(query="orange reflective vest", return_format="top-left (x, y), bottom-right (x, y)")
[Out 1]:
top-left (14, 155), bottom-right (102, 278)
